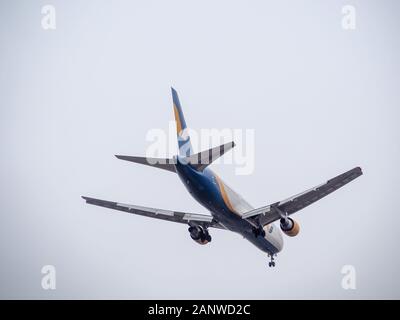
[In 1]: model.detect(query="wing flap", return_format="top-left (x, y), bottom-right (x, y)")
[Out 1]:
top-left (82, 196), bottom-right (223, 229)
top-left (242, 167), bottom-right (363, 225)
top-left (279, 166), bottom-right (362, 214)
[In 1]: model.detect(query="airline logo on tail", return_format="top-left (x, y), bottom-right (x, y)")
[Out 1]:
top-left (172, 87), bottom-right (193, 157)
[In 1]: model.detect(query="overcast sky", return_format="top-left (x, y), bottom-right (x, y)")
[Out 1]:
top-left (1, 0), bottom-right (399, 299)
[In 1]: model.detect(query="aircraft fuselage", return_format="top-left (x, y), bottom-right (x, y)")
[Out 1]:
top-left (174, 156), bottom-right (283, 255)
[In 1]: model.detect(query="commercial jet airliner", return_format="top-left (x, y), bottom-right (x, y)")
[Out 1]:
top-left (82, 88), bottom-right (362, 267)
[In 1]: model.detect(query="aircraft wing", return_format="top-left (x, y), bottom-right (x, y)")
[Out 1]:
top-left (82, 196), bottom-right (224, 229)
top-left (242, 167), bottom-right (363, 225)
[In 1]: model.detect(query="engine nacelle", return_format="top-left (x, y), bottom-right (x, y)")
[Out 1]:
top-left (188, 225), bottom-right (212, 245)
top-left (280, 217), bottom-right (300, 237)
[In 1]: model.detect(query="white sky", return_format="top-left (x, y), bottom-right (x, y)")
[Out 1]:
top-left (1, 0), bottom-right (399, 299)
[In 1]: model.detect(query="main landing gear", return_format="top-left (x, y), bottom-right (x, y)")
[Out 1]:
top-left (253, 226), bottom-right (265, 238)
top-left (268, 253), bottom-right (276, 267)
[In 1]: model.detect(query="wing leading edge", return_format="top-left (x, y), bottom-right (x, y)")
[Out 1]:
top-left (81, 196), bottom-right (224, 229)
top-left (242, 167), bottom-right (363, 225)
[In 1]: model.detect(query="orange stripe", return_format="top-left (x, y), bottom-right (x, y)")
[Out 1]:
top-left (173, 104), bottom-right (183, 135)
top-left (215, 175), bottom-right (238, 214)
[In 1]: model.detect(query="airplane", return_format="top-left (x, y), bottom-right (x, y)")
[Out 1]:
top-left (82, 88), bottom-right (363, 267)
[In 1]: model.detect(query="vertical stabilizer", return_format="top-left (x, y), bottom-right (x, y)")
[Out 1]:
top-left (171, 87), bottom-right (193, 157)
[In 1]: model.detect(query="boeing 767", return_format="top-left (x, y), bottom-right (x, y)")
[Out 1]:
top-left (82, 88), bottom-right (362, 267)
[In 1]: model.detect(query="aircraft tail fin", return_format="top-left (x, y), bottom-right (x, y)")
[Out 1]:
top-left (171, 87), bottom-right (193, 157)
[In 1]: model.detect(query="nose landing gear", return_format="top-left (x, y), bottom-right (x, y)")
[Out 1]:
top-left (268, 253), bottom-right (276, 267)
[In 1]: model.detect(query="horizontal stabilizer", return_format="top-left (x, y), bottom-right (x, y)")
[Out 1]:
top-left (115, 155), bottom-right (176, 173)
top-left (185, 141), bottom-right (235, 171)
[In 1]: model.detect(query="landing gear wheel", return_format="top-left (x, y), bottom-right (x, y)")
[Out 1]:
top-left (253, 226), bottom-right (266, 238)
top-left (268, 254), bottom-right (276, 267)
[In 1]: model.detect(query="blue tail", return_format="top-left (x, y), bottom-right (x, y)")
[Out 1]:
top-left (171, 87), bottom-right (193, 157)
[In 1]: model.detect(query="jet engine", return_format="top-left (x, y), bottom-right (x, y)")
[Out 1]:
top-left (188, 225), bottom-right (212, 245)
top-left (280, 217), bottom-right (300, 237)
